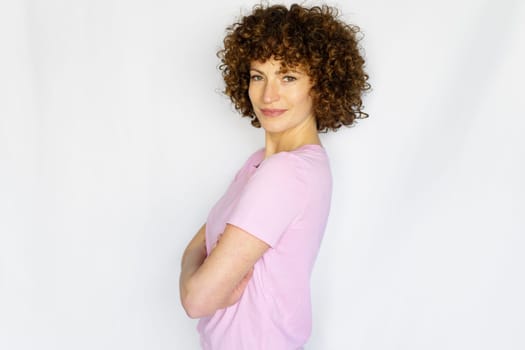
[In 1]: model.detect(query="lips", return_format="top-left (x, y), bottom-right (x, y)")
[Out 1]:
top-left (260, 108), bottom-right (287, 117)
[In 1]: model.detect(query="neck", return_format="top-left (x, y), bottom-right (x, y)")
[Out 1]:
top-left (264, 118), bottom-right (321, 159)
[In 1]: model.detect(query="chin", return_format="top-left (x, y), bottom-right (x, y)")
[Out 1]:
top-left (260, 122), bottom-right (287, 134)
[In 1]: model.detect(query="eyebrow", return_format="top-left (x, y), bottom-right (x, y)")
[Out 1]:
top-left (249, 67), bottom-right (302, 75)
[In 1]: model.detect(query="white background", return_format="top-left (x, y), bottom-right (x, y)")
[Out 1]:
top-left (1, 0), bottom-right (524, 349)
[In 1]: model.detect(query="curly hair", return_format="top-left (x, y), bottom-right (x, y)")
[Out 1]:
top-left (217, 3), bottom-right (370, 132)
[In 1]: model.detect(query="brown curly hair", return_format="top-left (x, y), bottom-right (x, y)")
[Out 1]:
top-left (217, 3), bottom-right (370, 132)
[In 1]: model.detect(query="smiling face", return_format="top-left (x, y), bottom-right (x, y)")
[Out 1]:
top-left (248, 59), bottom-right (316, 137)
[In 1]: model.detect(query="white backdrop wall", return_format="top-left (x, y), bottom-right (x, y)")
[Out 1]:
top-left (1, 0), bottom-right (523, 349)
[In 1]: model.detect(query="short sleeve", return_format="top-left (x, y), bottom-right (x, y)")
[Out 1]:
top-left (226, 153), bottom-right (307, 247)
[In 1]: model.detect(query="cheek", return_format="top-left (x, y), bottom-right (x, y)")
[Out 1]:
top-left (293, 85), bottom-right (313, 104)
top-left (297, 93), bottom-right (314, 111)
top-left (248, 86), bottom-right (256, 103)
top-left (301, 96), bottom-right (315, 118)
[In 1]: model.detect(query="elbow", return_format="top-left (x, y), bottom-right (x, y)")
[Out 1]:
top-left (181, 302), bottom-right (199, 319)
top-left (180, 284), bottom-right (217, 319)
top-left (181, 297), bottom-right (208, 319)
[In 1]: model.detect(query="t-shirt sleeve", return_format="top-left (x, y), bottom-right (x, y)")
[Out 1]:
top-left (226, 153), bottom-right (307, 247)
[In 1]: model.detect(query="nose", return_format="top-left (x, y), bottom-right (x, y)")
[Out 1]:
top-left (262, 80), bottom-right (279, 104)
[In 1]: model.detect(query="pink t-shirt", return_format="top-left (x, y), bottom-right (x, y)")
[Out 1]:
top-left (197, 144), bottom-right (332, 350)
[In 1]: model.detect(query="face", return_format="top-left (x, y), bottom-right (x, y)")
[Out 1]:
top-left (248, 58), bottom-right (315, 136)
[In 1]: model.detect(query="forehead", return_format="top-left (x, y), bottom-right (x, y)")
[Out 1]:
top-left (250, 58), bottom-right (305, 73)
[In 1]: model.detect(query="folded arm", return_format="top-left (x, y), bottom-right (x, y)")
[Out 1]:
top-left (179, 223), bottom-right (270, 318)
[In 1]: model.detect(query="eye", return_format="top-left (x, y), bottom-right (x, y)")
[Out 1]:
top-left (283, 75), bottom-right (297, 82)
top-left (250, 74), bottom-right (263, 81)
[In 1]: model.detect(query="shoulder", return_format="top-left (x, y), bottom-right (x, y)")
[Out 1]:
top-left (288, 144), bottom-right (330, 169)
top-left (271, 144), bottom-right (331, 178)
top-left (263, 144), bottom-right (329, 167)
top-left (243, 148), bottom-right (265, 168)
top-left (256, 145), bottom-right (331, 187)
top-left (233, 148), bottom-right (265, 180)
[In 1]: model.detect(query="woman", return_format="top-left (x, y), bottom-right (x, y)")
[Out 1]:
top-left (180, 4), bottom-right (369, 349)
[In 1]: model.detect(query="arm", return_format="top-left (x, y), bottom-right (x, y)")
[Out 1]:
top-left (180, 223), bottom-right (269, 318)
top-left (179, 224), bottom-right (207, 317)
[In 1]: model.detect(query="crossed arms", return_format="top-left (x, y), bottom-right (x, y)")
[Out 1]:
top-left (179, 223), bottom-right (270, 318)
